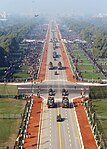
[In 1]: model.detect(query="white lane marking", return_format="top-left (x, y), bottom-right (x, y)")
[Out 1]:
top-left (68, 130), bottom-right (70, 134)
top-left (67, 120), bottom-right (69, 124)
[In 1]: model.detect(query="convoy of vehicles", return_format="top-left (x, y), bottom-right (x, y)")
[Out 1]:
top-left (48, 61), bottom-right (63, 71)
top-left (47, 88), bottom-right (70, 108)
top-left (48, 31), bottom-right (69, 110)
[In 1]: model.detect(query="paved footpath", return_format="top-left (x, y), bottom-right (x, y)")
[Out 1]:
top-left (74, 98), bottom-right (98, 149)
top-left (23, 96), bottom-right (42, 149)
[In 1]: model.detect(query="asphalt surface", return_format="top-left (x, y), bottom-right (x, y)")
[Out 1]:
top-left (40, 103), bottom-right (81, 149)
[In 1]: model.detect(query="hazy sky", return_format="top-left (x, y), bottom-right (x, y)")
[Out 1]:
top-left (0, 0), bottom-right (107, 16)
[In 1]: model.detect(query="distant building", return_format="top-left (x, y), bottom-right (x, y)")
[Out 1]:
top-left (0, 12), bottom-right (8, 21)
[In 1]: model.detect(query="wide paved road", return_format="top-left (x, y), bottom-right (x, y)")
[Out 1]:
top-left (45, 28), bottom-right (67, 81)
top-left (40, 104), bottom-right (81, 149)
top-left (38, 22), bottom-right (82, 149)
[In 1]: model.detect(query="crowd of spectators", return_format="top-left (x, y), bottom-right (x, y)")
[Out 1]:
top-left (1, 24), bottom-right (48, 82)
top-left (60, 27), bottom-right (107, 81)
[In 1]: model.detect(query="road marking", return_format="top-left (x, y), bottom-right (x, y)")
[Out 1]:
top-left (68, 130), bottom-right (70, 134)
top-left (39, 103), bottom-right (45, 149)
top-left (57, 108), bottom-right (62, 149)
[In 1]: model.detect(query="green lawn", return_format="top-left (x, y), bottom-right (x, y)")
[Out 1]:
top-left (77, 65), bottom-right (95, 70)
top-left (13, 64), bottom-right (30, 80)
top-left (81, 71), bottom-right (103, 80)
top-left (102, 65), bottom-right (107, 70)
top-left (92, 99), bottom-right (107, 140)
top-left (0, 119), bottom-right (19, 145)
top-left (0, 67), bottom-right (8, 70)
top-left (0, 98), bottom-right (25, 113)
top-left (68, 43), bottom-right (107, 80)
top-left (0, 98), bottom-right (26, 146)
top-left (81, 59), bottom-right (92, 63)
top-left (21, 65), bottom-right (29, 70)
top-left (0, 84), bottom-right (18, 95)
top-left (68, 45), bottom-right (105, 80)
top-left (13, 71), bottom-right (30, 78)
